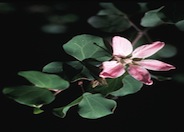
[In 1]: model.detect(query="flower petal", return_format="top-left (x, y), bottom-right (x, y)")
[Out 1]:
top-left (136, 59), bottom-right (176, 71)
top-left (132, 41), bottom-right (165, 58)
top-left (112, 36), bottom-right (133, 57)
top-left (99, 61), bottom-right (125, 78)
top-left (128, 65), bottom-right (153, 85)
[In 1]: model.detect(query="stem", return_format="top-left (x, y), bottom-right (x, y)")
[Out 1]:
top-left (132, 28), bottom-right (153, 46)
top-left (132, 31), bottom-right (143, 46)
top-left (129, 20), bottom-right (142, 32)
top-left (125, 16), bottom-right (153, 45)
top-left (78, 81), bottom-right (85, 93)
top-left (53, 90), bottom-right (62, 96)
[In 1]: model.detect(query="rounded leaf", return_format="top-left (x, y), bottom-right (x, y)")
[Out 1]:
top-left (3, 85), bottom-right (55, 107)
top-left (63, 34), bottom-right (111, 61)
top-left (175, 19), bottom-right (184, 31)
top-left (18, 71), bottom-right (69, 90)
top-left (140, 6), bottom-right (165, 27)
top-left (110, 75), bottom-right (143, 97)
top-left (78, 92), bottom-right (117, 119)
top-left (42, 61), bottom-right (63, 73)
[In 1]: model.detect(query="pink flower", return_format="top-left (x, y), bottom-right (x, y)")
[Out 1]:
top-left (99, 36), bottom-right (176, 85)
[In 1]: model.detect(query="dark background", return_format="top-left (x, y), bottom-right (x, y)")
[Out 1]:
top-left (1, 2), bottom-right (184, 132)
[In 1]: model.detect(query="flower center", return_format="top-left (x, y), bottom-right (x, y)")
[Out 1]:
top-left (121, 58), bottom-right (133, 65)
top-left (114, 56), bottom-right (133, 66)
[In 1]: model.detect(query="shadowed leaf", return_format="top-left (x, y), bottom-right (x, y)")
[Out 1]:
top-left (3, 85), bottom-right (55, 107)
top-left (53, 96), bottom-right (83, 118)
top-left (175, 19), bottom-right (184, 31)
top-left (110, 75), bottom-right (143, 97)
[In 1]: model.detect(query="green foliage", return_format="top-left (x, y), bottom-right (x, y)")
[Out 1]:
top-left (137, 2), bottom-right (149, 13)
top-left (110, 75), bottom-right (143, 97)
top-left (88, 2), bottom-right (131, 32)
top-left (2, 86), bottom-right (55, 107)
top-left (78, 92), bottom-right (117, 119)
top-left (156, 44), bottom-right (177, 58)
top-left (53, 96), bottom-right (83, 118)
top-left (42, 61), bottom-right (63, 73)
top-left (175, 19), bottom-right (184, 31)
top-left (90, 76), bottom-right (124, 96)
top-left (18, 71), bottom-right (69, 90)
top-left (141, 6), bottom-right (165, 27)
top-left (53, 92), bottom-right (117, 119)
top-left (2, 2), bottom-right (179, 120)
top-left (33, 107), bottom-right (44, 114)
top-left (63, 34), bottom-right (111, 61)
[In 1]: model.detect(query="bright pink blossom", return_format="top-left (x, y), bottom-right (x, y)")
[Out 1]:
top-left (99, 36), bottom-right (175, 85)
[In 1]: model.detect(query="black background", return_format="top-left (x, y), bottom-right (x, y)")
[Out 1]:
top-left (1, 2), bottom-right (184, 132)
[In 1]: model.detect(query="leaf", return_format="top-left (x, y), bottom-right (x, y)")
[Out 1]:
top-left (140, 6), bottom-right (165, 27)
top-left (2, 85), bottom-right (55, 107)
top-left (48, 14), bottom-right (79, 24)
top-left (175, 19), bottom-right (184, 31)
top-left (173, 73), bottom-right (184, 84)
top-left (18, 71), bottom-right (69, 90)
top-left (90, 76), bottom-right (124, 96)
top-left (88, 2), bottom-right (131, 32)
top-left (156, 44), bottom-right (177, 58)
top-left (33, 107), bottom-right (44, 114)
top-left (151, 74), bottom-right (172, 81)
top-left (41, 24), bottom-right (67, 34)
top-left (137, 2), bottom-right (149, 13)
top-left (81, 59), bottom-right (102, 79)
top-left (75, 66), bottom-right (95, 80)
top-left (110, 75), bottom-right (143, 97)
top-left (88, 15), bottom-right (131, 33)
top-left (98, 2), bottom-right (124, 15)
top-left (78, 92), bottom-right (117, 119)
top-left (63, 61), bottom-right (94, 81)
top-left (63, 34), bottom-right (111, 61)
top-left (53, 96), bottom-right (83, 118)
top-left (42, 61), bottom-right (63, 73)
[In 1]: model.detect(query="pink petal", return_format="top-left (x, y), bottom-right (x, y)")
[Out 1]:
top-left (112, 36), bottom-right (133, 57)
top-left (128, 65), bottom-right (153, 85)
top-left (132, 41), bottom-right (165, 58)
top-left (99, 61), bottom-right (125, 78)
top-left (136, 59), bottom-right (176, 71)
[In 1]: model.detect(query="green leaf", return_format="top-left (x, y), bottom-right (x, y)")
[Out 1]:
top-left (88, 15), bottom-right (131, 33)
top-left (41, 24), bottom-right (67, 34)
top-left (175, 19), bottom-right (184, 31)
top-left (74, 66), bottom-right (95, 81)
top-left (173, 73), bottom-right (184, 84)
top-left (78, 92), bottom-right (117, 119)
top-left (137, 2), bottom-right (149, 13)
top-left (53, 96), bottom-right (83, 118)
top-left (2, 85), bottom-right (55, 107)
top-left (63, 34), bottom-right (111, 61)
top-left (98, 2), bottom-right (124, 15)
top-left (156, 44), bottom-right (177, 58)
top-left (140, 6), bottom-right (165, 27)
top-left (33, 107), bottom-right (44, 114)
top-left (151, 74), bottom-right (171, 81)
top-left (65, 61), bottom-right (83, 70)
top-left (18, 71), bottom-right (69, 90)
top-left (42, 61), bottom-right (63, 73)
top-left (88, 2), bottom-right (130, 32)
top-left (90, 76), bottom-right (124, 96)
top-left (110, 75), bottom-right (143, 97)
top-left (63, 61), bottom-right (94, 81)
